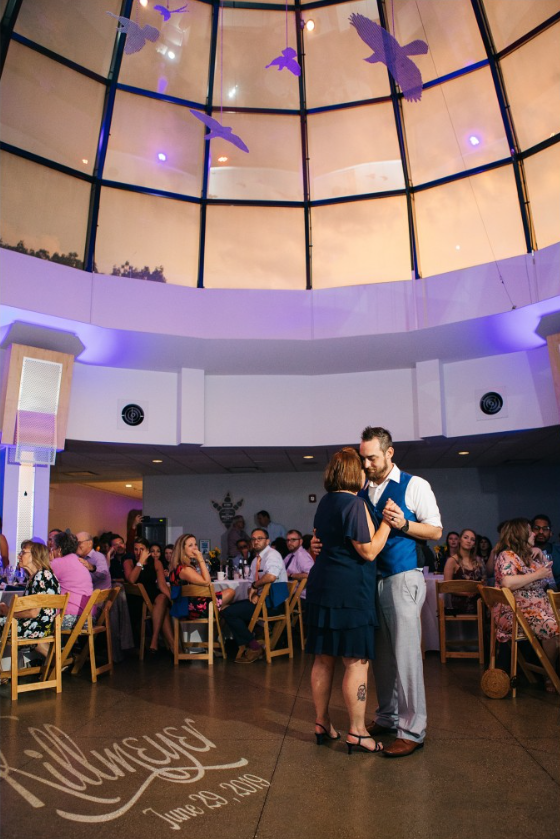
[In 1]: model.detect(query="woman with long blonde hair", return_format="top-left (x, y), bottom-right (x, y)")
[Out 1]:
top-left (169, 534), bottom-right (235, 617)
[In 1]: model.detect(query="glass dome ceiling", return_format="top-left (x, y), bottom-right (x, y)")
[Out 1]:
top-left (1, 0), bottom-right (559, 290)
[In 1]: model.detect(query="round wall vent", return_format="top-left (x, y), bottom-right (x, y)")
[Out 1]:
top-left (479, 392), bottom-right (503, 416)
top-left (121, 404), bottom-right (144, 426)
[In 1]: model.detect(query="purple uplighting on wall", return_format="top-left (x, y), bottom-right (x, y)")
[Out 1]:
top-left (157, 77), bottom-right (168, 94)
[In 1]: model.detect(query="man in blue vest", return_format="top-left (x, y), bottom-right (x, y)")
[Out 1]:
top-left (359, 426), bottom-right (442, 758)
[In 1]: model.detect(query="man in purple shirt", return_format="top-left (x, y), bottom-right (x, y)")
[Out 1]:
top-left (284, 530), bottom-right (314, 599)
top-left (76, 532), bottom-right (112, 590)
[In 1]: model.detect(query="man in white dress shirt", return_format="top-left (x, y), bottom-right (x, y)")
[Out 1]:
top-left (223, 528), bottom-right (287, 664)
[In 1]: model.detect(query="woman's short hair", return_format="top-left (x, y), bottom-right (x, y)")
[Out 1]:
top-left (53, 531), bottom-right (78, 556)
top-left (21, 540), bottom-right (51, 571)
top-left (324, 447), bottom-right (363, 493)
top-left (170, 534), bottom-right (196, 570)
top-left (496, 518), bottom-right (532, 563)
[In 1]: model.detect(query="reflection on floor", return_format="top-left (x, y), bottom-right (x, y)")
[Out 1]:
top-left (1, 651), bottom-right (558, 839)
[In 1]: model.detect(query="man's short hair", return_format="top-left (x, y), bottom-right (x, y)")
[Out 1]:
top-left (252, 527), bottom-right (269, 539)
top-left (236, 538), bottom-right (249, 548)
top-left (287, 530), bottom-right (303, 539)
top-left (111, 534), bottom-right (124, 543)
top-left (531, 514), bottom-right (551, 527)
top-left (256, 510), bottom-right (270, 520)
top-left (361, 426), bottom-right (393, 452)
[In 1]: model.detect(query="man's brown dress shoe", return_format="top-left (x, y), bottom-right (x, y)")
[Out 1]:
top-left (235, 647), bottom-right (263, 664)
top-left (366, 721), bottom-right (397, 736)
top-left (383, 738), bottom-right (424, 758)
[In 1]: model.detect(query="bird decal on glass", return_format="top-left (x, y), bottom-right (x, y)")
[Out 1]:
top-left (189, 109), bottom-right (249, 153)
top-left (349, 13), bottom-right (428, 102)
top-left (154, 4), bottom-right (189, 22)
top-left (265, 46), bottom-right (301, 77)
top-left (106, 12), bottom-right (160, 55)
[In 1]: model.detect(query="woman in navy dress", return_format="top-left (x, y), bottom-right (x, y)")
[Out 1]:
top-left (306, 447), bottom-right (395, 754)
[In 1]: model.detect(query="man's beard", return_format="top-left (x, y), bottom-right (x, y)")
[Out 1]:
top-left (365, 458), bottom-right (390, 483)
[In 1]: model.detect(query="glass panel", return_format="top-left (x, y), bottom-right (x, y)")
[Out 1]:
top-left (403, 66), bottom-right (510, 184)
top-left (305, 0), bottom-right (391, 109)
top-left (501, 24), bottom-right (560, 151)
top-left (524, 144), bottom-right (560, 250)
top-left (206, 112), bottom-right (302, 201)
top-left (15, 0), bottom-right (121, 77)
top-left (308, 102), bottom-right (404, 200)
top-left (204, 206), bottom-right (306, 289)
top-left (105, 91), bottom-right (205, 196)
top-left (484, 0), bottom-right (560, 51)
top-left (415, 165), bottom-right (526, 278)
top-left (95, 188), bottom-right (200, 286)
top-left (0, 41), bottom-right (105, 175)
top-left (213, 8), bottom-right (300, 110)
top-left (118, 0), bottom-right (211, 103)
top-left (0, 152), bottom-right (89, 265)
top-left (311, 197), bottom-right (410, 287)
top-left (392, 0), bottom-right (486, 83)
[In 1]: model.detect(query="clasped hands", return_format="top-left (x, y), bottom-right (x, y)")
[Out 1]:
top-left (382, 498), bottom-right (406, 530)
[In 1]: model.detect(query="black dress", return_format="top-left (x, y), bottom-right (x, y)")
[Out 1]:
top-left (305, 492), bottom-right (377, 659)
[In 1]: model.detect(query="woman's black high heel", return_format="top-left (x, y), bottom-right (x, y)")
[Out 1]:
top-left (346, 733), bottom-right (384, 754)
top-left (315, 722), bottom-right (341, 746)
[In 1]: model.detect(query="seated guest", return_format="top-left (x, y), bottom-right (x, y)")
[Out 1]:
top-left (284, 530), bottom-right (314, 600)
top-left (50, 532), bottom-right (93, 629)
top-left (96, 532), bottom-right (113, 556)
top-left (123, 537), bottom-right (174, 654)
top-left (150, 542), bottom-right (164, 566)
top-left (227, 516), bottom-right (250, 559)
top-left (495, 518), bottom-right (559, 691)
top-left (164, 543), bottom-right (174, 570)
top-left (476, 534), bottom-right (493, 577)
top-left (76, 531), bottom-right (112, 590)
top-left (0, 517), bottom-right (9, 569)
top-left (47, 528), bottom-right (63, 552)
top-left (107, 534), bottom-right (130, 581)
top-left (0, 541), bottom-right (61, 657)
top-left (169, 534), bottom-right (235, 617)
top-left (232, 538), bottom-right (251, 573)
top-left (443, 528), bottom-right (486, 612)
top-left (531, 514), bottom-right (554, 555)
top-left (223, 528), bottom-right (287, 663)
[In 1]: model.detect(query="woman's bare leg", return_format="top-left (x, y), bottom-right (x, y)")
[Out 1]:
top-left (311, 654), bottom-right (338, 736)
top-left (150, 594), bottom-right (171, 650)
top-left (342, 657), bottom-right (380, 751)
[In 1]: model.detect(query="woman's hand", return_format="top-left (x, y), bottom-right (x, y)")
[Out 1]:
top-left (382, 499), bottom-right (405, 529)
top-left (193, 548), bottom-right (205, 565)
top-left (136, 546), bottom-right (150, 565)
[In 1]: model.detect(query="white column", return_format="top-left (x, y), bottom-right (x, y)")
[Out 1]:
top-left (0, 447), bottom-right (50, 566)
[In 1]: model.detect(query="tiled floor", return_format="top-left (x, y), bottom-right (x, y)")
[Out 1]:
top-left (1, 651), bottom-right (558, 839)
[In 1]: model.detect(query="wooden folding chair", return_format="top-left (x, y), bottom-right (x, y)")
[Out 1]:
top-left (172, 584), bottom-right (226, 665)
top-left (436, 580), bottom-right (484, 664)
top-left (0, 593), bottom-right (69, 701)
top-left (547, 589), bottom-right (560, 626)
top-left (57, 588), bottom-right (119, 682)
top-left (479, 585), bottom-right (560, 697)
top-left (237, 582), bottom-right (295, 665)
top-left (124, 581), bottom-right (154, 660)
top-left (288, 577), bottom-right (307, 651)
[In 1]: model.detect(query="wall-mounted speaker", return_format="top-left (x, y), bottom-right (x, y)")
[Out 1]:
top-left (121, 404), bottom-right (145, 427)
top-left (476, 388), bottom-right (508, 421)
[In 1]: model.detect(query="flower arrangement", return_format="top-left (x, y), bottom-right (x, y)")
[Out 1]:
top-left (208, 548), bottom-right (221, 563)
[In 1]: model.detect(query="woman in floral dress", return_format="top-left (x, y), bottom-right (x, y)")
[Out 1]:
top-left (494, 518), bottom-right (558, 690)
top-left (0, 541), bottom-right (61, 657)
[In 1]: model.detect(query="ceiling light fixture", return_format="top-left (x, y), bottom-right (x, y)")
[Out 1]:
top-left (167, 50), bottom-right (176, 60)
top-left (139, 0), bottom-right (148, 6)
top-left (152, 459), bottom-right (163, 463)
top-left (218, 156), bottom-right (228, 163)
top-left (455, 244), bottom-right (461, 250)
top-left (157, 152), bottom-right (167, 161)
top-left (303, 455), bottom-right (314, 459)
top-left (125, 483), bottom-right (133, 487)
top-left (458, 451), bottom-right (470, 456)
top-left (306, 20), bottom-right (315, 31)
top-left (469, 135), bottom-right (480, 146)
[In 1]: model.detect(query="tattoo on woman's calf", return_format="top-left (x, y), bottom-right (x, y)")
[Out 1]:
top-left (357, 683), bottom-right (366, 701)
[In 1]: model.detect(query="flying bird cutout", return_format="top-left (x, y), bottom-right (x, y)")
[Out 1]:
top-left (189, 109), bottom-right (249, 153)
top-left (154, 4), bottom-right (189, 22)
top-left (107, 12), bottom-right (160, 54)
top-left (265, 46), bottom-right (301, 77)
top-left (349, 13), bottom-right (428, 102)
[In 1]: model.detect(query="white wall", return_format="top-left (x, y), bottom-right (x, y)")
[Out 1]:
top-left (49, 483), bottom-right (136, 538)
top-left (142, 464), bottom-right (560, 552)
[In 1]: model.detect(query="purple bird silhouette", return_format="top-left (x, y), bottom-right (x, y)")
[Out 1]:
top-left (154, 4), bottom-right (189, 22)
top-left (106, 13), bottom-right (159, 55)
top-left (189, 109), bottom-right (249, 153)
top-left (265, 46), bottom-right (301, 77)
top-left (349, 13), bottom-right (428, 102)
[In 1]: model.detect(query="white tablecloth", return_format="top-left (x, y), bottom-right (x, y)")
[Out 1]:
top-left (179, 580), bottom-right (252, 643)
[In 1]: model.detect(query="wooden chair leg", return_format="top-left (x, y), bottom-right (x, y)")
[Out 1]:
top-left (511, 618), bottom-right (518, 698)
top-left (208, 604), bottom-right (214, 665)
top-left (173, 617), bottom-right (179, 666)
top-left (286, 607), bottom-right (293, 659)
top-left (55, 624), bottom-right (62, 694)
top-left (140, 604), bottom-right (147, 661)
top-left (477, 604), bottom-right (484, 665)
top-left (11, 629), bottom-right (18, 702)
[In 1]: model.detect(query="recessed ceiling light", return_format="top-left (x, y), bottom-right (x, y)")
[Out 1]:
top-left (125, 483), bottom-right (133, 488)
top-left (305, 19), bottom-right (315, 31)
top-left (469, 135), bottom-right (480, 146)
top-left (458, 451), bottom-right (470, 456)
top-left (139, 0), bottom-right (148, 6)
top-left (82, 158), bottom-right (88, 164)
top-left (152, 459), bottom-right (163, 463)
top-left (218, 156), bottom-right (228, 163)
top-left (455, 245), bottom-right (461, 250)
top-left (167, 50), bottom-right (176, 60)
top-left (228, 86), bottom-right (237, 98)
top-left (303, 455), bottom-right (314, 459)
top-left (157, 152), bottom-right (167, 162)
